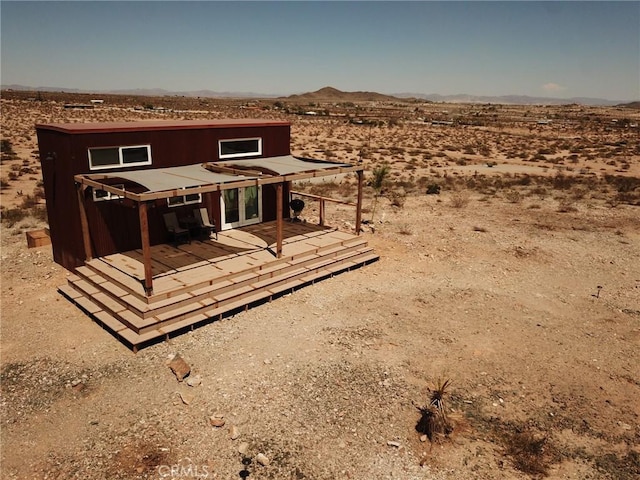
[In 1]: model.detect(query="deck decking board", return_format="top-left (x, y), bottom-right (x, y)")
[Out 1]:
top-left (61, 221), bottom-right (378, 350)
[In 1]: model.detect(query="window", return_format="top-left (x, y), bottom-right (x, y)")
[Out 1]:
top-left (167, 187), bottom-right (202, 207)
top-left (219, 138), bottom-right (262, 159)
top-left (93, 184), bottom-right (124, 202)
top-left (88, 145), bottom-right (151, 170)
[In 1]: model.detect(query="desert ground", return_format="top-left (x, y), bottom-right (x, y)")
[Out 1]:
top-left (1, 91), bottom-right (639, 479)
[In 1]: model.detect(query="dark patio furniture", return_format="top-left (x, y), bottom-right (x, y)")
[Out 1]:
top-left (194, 208), bottom-right (217, 240)
top-left (163, 212), bottom-right (190, 245)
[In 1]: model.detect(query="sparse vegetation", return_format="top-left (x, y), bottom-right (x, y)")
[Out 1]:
top-left (450, 191), bottom-right (470, 208)
top-left (1, 90), bottom-right (639, 480)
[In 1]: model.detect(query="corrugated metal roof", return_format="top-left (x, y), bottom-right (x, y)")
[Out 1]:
top-left (35, 119), bottom-right (290, 134)
top-left (219, 155), bottom-right (350, 175)
top-left (97, 164), bottom-right (259, 192)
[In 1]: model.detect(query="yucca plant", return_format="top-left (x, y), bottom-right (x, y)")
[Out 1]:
top-left (369, 164), bottom-right (390, 223)
top-left (415, 378), bottom-right (453, 441)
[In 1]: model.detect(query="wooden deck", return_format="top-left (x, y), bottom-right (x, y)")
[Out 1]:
top-left (59, 221), bottom-right (378, 351)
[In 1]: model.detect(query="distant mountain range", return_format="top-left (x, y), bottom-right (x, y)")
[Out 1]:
top-left (393, 92), bottom-right (629, 106)
top-left (0, 84), bottom-right (280, 99)
top-left (1, 84), bottom-right (633, 106)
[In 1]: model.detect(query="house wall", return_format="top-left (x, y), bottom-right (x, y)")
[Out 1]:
top-left (36, 122), bottom-right (291, 270)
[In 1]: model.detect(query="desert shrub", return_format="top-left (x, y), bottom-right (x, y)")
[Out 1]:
top-left (33, 186), bottom-right (46, 199)
top-left (31, 205), bottom-right (48, 222)
top-left (557, 198), bottom-right (578, 213)
top-left (0, 177), bottom-right (9, 189)
top-left (19, 194), bottom-right (40, 209)
top-left (505, 431), bottom-right (552, 476)
top-left (604, 175), bottom-right (640, 193)
top-left (504, 189), bottom-right (522, 203)
top-left (450, 191), bottom-right (470, 208)
top-left (552, 173), bottom-right (577, 190)
top-left (337, 181), bottom-right (355, 198)
top-left (426, 184), bottom-right (441, 195)
top-left (388, 190), bottom-right (406, 208)
top-left (0, 207), bottom-right (27, 226)
top-left (309, 181), bottom-right (340, 197)
top-left (0, 139), bottom-right (18, 161)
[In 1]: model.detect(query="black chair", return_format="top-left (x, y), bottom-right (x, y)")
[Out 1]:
top-left (163, 212), bottom-right (190, 245)
top-left (194, 208), bottom-right (217, 240)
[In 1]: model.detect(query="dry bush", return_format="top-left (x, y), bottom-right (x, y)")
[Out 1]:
top-left (557, 198), bottom-right (578, 213)
top-left (450, 191), bottom-right (470, 208)
top-left (0, 207), bottom-right (27, 226)
top-left (504, 189), bottom-right (522, 203)
top-left (505, 431), bottom-right (552, 477)
top-left (388, 190), bottom-right (406, 208)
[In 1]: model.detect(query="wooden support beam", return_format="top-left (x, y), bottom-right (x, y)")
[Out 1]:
top-left (203, 162), bottom-right (264, 177)
top-left (276, 183), bottom-right (283, 258)
top-left (319, 199), bottom-right (325, 227)
top-left (76, 183), bottom-right (93, 261)
top-left (138, 201), bottom-right (153, 295)
top-left (356, 170), bottom-right (364, 235)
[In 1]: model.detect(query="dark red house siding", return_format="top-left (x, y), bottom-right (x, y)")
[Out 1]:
top-left (36, 120), bottom-right (291, 270)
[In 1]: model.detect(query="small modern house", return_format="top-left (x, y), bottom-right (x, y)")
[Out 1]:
top-left (36, 119), bottom-right (377, 350)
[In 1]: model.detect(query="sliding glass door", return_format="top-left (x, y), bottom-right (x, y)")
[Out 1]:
top-left (220, 186), bottom-right (262, 229)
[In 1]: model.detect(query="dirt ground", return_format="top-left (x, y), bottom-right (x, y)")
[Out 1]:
top-left (1, 93), bottom-right (639, 479)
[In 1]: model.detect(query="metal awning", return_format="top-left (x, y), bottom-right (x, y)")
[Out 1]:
top-left (218, 155), bottom-right (351, 176)
top-left (76, 156), bottom-right (358, 201)
top-left (92, 164), bottom-right (259, 193)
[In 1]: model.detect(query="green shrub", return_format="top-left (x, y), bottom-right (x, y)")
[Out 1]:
top-left (426, 184), bottom-right (441, 195)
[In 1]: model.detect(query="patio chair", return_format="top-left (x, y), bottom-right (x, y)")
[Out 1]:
top-left (163, 212), bottom-right (190, 245)
top-left (194, 207), bottom-right (217, 240)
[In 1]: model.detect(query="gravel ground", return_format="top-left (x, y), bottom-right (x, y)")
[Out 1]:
top-left (2, 191), bottom-right (639, 479)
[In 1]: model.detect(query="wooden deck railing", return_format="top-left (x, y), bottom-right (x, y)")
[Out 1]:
top-left (290, 190), bottom-right (357, 229)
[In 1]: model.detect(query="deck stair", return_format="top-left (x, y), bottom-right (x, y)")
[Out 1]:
top-left (59, 224), bottom-right (378, 351)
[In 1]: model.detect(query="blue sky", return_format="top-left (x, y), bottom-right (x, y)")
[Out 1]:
top-left (1, 1), bottom-right (638, 101)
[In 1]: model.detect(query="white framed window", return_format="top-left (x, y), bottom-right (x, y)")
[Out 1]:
top-left (93, 184), bottom-right (124, 202)
top-left (219, 138), bottom-right (262, 159)
top-left (88, 145), bottom-right (152, 170)
top-left (167, 187), bottom-right (202, 207)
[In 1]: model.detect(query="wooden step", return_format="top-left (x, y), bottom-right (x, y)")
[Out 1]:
top-left (136, 248), bottom-right (377, 335)
top-left (84, 259), bottom-right (147, 302)
top-left (74, 266), bottom-right (151, 316)
top-left (139, 244), bottom-right (374, 323)
top-left (59, 231), bottom-right (378, 350)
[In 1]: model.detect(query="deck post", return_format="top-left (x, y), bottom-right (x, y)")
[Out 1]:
top-left (356, 170), bottom-right (364, 235)
top-left (138, 201), bottom-right (153, 295)
top-left (276, 182), bottom-right (283, 258)
top-left (76, 182), bottom-right (93, 261)
top-left (319, 198), bottom-right (325, 226)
